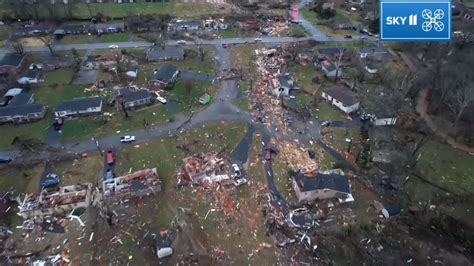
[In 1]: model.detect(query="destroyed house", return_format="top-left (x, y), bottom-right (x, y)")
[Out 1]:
top-left (0, 53), bottom-right (26, 75)
top-left (292, 170), bottom-right (353, 203)
top-left (102, 168), bottom-right (161, 203)
top-left (178, 154), bottom-right (232, 186)
top-left (19, 184), bottom-right (92, 219)
top-left (359, 46), bottom-right (390, 61)
top-left (317, 48), bottom-right (344, 60)
top-left (155, 230), bottom-right (173, 259)
top-left (151, 65), bottom-right (180, 88)
top-left (54, 96), bottom-right (102, 117)
top-left (0, 103), bottom-right (47, 124)
top-left (175, 20), bottom-right (200, 30)
top-left (322, 86), bottom-right (359, 114)
top-left (146, 47), bottom-right (185, 61)
top-left (271, 74), bottom-right (297, 97)
top-left (116, 89), bottom-right (152, 109)
top-left (17, 69), bottom-right (43, 85)
top-left (320, 60), bottom-right (342, 78)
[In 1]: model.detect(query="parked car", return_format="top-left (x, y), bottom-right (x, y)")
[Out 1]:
top-left (104, 169), bottom-right (114, 180)
top-left (0, 155), bottom-right (14, 164)
top-left (264, 148), bottom-right (272, 161)
top-left (156, 95), bottom-right (167, 104)
top-left (177, 40), bottom-right (186, 45)
top-left (106, 150), bottom-right (115, 165)
top-left (108, 44), bottom-right (119, 49)
top-left (199, 94), bottom-right (211, 105)
top-left (321, 120), bottom-right (331, 127)
top-left (232, 164), bottom-right (241, 178)
top-left (254, 37), bottom-right (263, 42)
top-left (222, 43), bottom-right (228, 48)
top-left (120, 136), bottom-right (136, 143)
top-left (344, 35), bottom-right (352, 39)
top-left (41, 173), bottom-right (60, 190)
top-left (234, 177), bottom-right (248, 187)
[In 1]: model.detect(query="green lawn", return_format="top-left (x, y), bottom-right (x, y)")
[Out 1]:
top-left (60, 34), bottom-right (97, 44)
top-left (219, 27), bottom-right (239, 38)
top-left (169, 80), bottom-right (217, 113)
top-left (43, 68), bottom-right (75, 87)
top-left (98, 32), bottom-right (130, 43)
top-left (0, 25), bottom-right (9, 47)
top-left (292, 64), bottom-right (320, 94)
top-left (301, 7), bottom-right (362, 36)
top-left (61, 104), bottom-right (172, 141)
top-left (313, 100), bottom-right (346, 121)
top-left (322, 127), bottom-right (361, 154)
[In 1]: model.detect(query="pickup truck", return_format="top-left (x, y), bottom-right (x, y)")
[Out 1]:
top-left (120, 135), bottom-right (136, 143)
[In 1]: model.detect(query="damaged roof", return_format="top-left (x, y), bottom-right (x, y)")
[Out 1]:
top-left (152, 64), bottom-right (179, 83)
top-left (55, 96), bottom-right (102, 113)
top-left (117, 89), bottom-right (151, 103)
top-left (294, 171), bottom-right (351, 193)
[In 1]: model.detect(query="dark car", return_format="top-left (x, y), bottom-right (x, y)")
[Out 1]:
top-left (264, 148), bottom-right (272, 161)
top-left (41, 173), bottom-right (60, 190)
top-left (222, 43), bottom-right (228, 48)
top-left (0, 155), bottom-right (14, 164)
top-left (104, 169), bottom-right (114, 180)
top-left (344, 35), bottom-right (352, 39)
top-left (106, 150), bottom-right (115, 165)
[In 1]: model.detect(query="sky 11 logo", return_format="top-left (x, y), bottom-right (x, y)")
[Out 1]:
top-left (380, 0), bottom-right (451, 42)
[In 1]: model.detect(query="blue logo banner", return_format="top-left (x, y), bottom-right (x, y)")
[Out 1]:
top-left (380, 0), bottom-right (451, 41)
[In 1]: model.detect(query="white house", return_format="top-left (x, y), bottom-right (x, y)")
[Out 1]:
top-left (320, 60), bottom-right (342, 78)
top-left (321, 86), bottom-right (360, 114)
top-left (126, 66), bottom-right (138, 79)
top-left (292, 169), bottom-right (354, 203)
top-left (17, 69), bottom-right (43, 85)
top-left (54, 96), bottom-right (102, 117)
top-left (373, 116), bottom-right (397, 126)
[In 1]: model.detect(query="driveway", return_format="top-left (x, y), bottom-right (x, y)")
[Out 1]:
top-left (230, 123), bottom-right (255, 164)
top-left (180, 71), bottom-right (214, 82)
top-left (44, 118), bottom-right (61, 147)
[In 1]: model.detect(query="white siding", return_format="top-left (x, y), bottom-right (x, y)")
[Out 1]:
top-left (374, 117), bottom-right (397, 126)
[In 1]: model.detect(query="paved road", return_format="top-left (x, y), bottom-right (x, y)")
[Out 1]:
top-left (180, 70), bottom-right (215, 82)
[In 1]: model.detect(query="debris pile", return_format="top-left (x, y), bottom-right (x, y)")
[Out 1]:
top-left (274, 139), bottom-right (318, 173)
top-left (177, 153), bottom-right (235, 187)
top-left (102, 168), bottom-right (161, 204)
top-left (19, 184), bottom-right (92, 219)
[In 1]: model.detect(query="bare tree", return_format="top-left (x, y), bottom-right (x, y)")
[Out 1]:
top-left (11, 40), bottom-right (24, 55)
top-left (446, 83), bottom-right (474, 128)
top-left (37, 35), bottom-right (55, 56)
top-left (334, 47), bottom-right (344, 84)
top-left (115, 95), bottom-right (129, 118)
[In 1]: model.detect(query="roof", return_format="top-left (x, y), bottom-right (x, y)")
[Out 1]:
top-left (8, 93), bottom-right (33, 107)
top-left (21, 69), bottom-right (42, 79)
top-left (359, 46), bottom-right (388, 54)
top-left (153, 65), bottom-right (179, 83)
top-left (60, 24), bottom-right (88, 32)
top-left (146, 47), bottom-right (185, 60)
top-left (176, 20), bottom-right (200, 28)
top-left (154, 231), bottom-right (172, 249)
top-left (127, 66), bottom-right (138, 72)
top-left (0, 103), bottom-right (45, 117)
top-left (278, 74), bottom-right (293, 89)
top-left (117, 89), bottom-right (151, 103)
top-left (294, 171), bottom-right (351, 193)
top-left (95, 22), bottom-right (124, 31)
top-left (0, 54), bottom-right (25, 67)
top-left (324, 86), bottom-right (359, 106)
top-left (4, 88), bottom-right (23, 97)
top-left (317, 47), bottom-right (343, 56)
top-left (55, 96), bottom-right (102, 113)
top-left (321, 60), bottom-right (336, 72)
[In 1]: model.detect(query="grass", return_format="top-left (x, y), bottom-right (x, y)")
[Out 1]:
top-left (60, 34), bottom-right (97, 44)
top-left (98, 32), bottom-right (130, 43)
top-left (313, 100), bottom-right (347, 121)
top-left (236, 97), bottom-right (251, 112)
top-left (43, 68), bottom-right (75, 87)
top-left (50, 153), bottom-right (104, 186)
top-left (0, 163), bottom-right (44, 194)
top-left (219, 27), bottom-right (239, 39)
top-left (289, 24), bottom-right (310, 37)
top-left (273, 160), bottom-right (298, 205)
top-left (300, 7), bottom-right (363, 36)
top-left (291, 64), bottom-right (321, 94)
top-left (169, 80), bottom-right (216, 113)
top-left (61, 104), bottom-right (172, 141)
top-left (321, 127), bottom-right (361, 154)
top-left (0, 25), bottom-right (9, 47)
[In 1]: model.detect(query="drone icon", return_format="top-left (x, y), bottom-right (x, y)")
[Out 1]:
top-left (421, 9), bottom-right (445, 32)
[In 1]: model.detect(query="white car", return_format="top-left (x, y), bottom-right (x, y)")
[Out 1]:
top-left (177, 40), bottom-right (186, 45)
top-left (109, 44), bottom-right (119, 49)
top-left (234, 177), bottom-right (247, 187)
top-left (254, 38), bottom-right (263, 42)
top-left (120, 135), bottom-right (136, 143)
top-left (156, 95), bottom-right (167, 104)
top-left (232, 163), bottom-right (241, 177)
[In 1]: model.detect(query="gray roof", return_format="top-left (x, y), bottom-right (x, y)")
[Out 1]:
top-left (55, 96), bottom-right (102, 113)
top-left (317, 48), bottom-right (343, 56)
top-left (324, 87), bottom-right (359, 106)
top-left (146, 47), bottom-right (185, 60)
top-left (21, 69), bottom-right (42, 79)
top-left (0, 103), bottom-right (45, 117)
top-left (8, 93), bottom-right (33, 107)
top-left (118, 89), bottom-right (151, 103)
top-left (359, 46), bottom-right (388, 54)
top-left (294, 172), bottom-right (350, 193)
top-left (176, 21), bottom-right (200, 28)
top-left (278, 75), bottom-right (293, 89)
top-left (0, 54), bottom-right (25, 67)
top-left (95, 22), bottom-right (124, 31)
top-left (153, 65), bottom-right (179, 83)
top-left (154, 232), bottom-right (172, 249)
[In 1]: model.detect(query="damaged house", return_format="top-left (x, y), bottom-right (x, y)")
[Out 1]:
top-left (150, 65), bottom-right (180, 89)
top-left (320, 59), bottom-right (342, 78)
top-left (292, 169), bottom-right (354, 203)
top-left (102, 168), bottom-right (161, 204)
top-left (19, 184), bottom-right (92, 219)
top-left (270, 73), bottom-right (298, 97)
top-left (115, 88), bottom-right (153, 109)
top-left (177, 153), bottom-right (233, 187)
